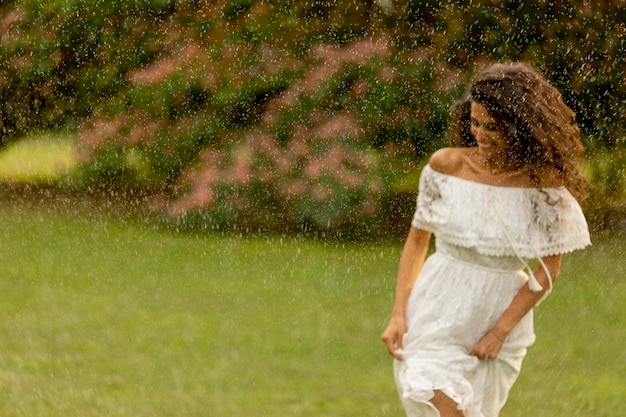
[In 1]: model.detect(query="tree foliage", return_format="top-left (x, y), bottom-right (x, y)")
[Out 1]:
top-left (1, 0), bottom-right (624, 234)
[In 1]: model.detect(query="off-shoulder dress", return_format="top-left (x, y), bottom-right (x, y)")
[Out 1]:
top-left (394, 164), bottom-right (590, 417)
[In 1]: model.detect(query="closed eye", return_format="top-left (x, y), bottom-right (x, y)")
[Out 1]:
top-left (471, 118), bottom-right (498, 131)
top-left (484, 124), bottom-right (498, 132)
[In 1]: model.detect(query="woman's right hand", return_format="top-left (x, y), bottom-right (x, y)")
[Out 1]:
top-left (381, 227), bottom-right (430, 362)
top-left (381, 316), bottom-right (407, 361)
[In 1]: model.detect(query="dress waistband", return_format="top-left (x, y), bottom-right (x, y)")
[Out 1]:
top-left (436, 241), bottom-right (526, 272)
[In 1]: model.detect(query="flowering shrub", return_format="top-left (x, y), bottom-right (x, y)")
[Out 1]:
top-left (1, 1), bottom-right (624, 235)
top-left (65, 5), bottom-right (459, 233)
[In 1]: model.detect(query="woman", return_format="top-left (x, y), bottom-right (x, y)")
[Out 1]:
top-left (381, 62), bottom-right (591, 417)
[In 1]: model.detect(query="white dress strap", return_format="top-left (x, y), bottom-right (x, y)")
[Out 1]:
top-left (490, 189), bottom-right (553, 301)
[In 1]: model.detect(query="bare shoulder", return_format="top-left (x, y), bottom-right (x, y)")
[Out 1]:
top-left (428, 147), bottom-right (467, 176)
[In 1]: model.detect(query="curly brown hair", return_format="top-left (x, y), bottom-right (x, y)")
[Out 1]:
top-left (449, 62), bottom-right (590, 201)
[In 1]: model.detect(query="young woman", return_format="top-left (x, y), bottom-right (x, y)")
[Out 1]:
top-left (381, 62), bottom-right (591, 417)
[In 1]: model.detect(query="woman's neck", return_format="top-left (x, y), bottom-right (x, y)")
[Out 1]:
top-left (473, 148), bottom-right (520, 175)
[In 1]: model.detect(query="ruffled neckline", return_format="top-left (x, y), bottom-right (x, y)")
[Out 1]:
top-left (425, 164), bottom-right (566, 192)
top-left (412, 164), bottom-right (591, 259)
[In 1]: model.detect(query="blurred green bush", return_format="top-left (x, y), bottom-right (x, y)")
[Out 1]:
top-left (1, 0), bottom-right (624, 235)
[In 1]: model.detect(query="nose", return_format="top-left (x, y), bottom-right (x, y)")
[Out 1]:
top-left (474, 127), bottom-right (487, 143)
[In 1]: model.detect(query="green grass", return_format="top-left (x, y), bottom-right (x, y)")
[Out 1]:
top-left (0, 134), bottom-right (76, 183)
top-left (0, 202), bottom-right (623, 417)
top-left (504, 230), bottom-right (626, 416)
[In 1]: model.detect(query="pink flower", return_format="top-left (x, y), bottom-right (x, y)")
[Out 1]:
top-left (311, 183), bottom-right (331, 201)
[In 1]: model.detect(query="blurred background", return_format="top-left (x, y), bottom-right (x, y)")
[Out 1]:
top-left (1, 3), bottom-right (624, 417)
top-left (1, 0), bottom-right (624, 237)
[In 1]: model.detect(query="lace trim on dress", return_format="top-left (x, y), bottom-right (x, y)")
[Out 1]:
top-left (411, 165), bottom-right (591, 259)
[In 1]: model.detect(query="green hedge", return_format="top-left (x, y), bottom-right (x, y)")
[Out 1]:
top-left (1, 1), bottom-right (624, 235)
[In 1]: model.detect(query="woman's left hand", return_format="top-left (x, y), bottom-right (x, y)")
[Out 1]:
top-left (469, 329), bottom-right (506, 360)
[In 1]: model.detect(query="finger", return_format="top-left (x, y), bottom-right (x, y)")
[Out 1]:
top-left (396, 334), bottom-right (404, 352)
top-left (390, 343), bottom-right (404, 361)
top-left (469, 347), bottom-right (487, 359)
top-left (392, 341), bottom-right (404, 361)
top-left (381, 334), bottom-right (403, 361)
top-left (381, 334), bottom-right (395, 354)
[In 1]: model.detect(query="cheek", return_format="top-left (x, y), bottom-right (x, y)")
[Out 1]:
top-left (494, 134), bottom-right (509, 148)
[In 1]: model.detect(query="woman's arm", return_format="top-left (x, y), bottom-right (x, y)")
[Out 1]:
top-left (469, 254), bottom-right (563, 360)
top-left (381, 227), bottom-right (432, 360)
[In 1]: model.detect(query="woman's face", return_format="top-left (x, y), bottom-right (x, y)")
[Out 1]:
top-left (469, 101), bottom-right (509, 161)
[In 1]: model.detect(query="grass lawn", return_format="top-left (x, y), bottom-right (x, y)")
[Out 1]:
top-left (0, 200), bottom-right (623, 417)
top-left (0, 134), bottom-right (76, 183)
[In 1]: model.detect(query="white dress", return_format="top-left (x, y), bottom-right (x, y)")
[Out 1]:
top-left (394, 164), bottom-right (590, 417)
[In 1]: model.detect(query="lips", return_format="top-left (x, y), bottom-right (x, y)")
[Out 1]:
top-left (476, 142), bottom-right (498, 156)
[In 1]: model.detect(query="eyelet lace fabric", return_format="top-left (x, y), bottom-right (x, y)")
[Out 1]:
top-left (395, 164), bottom-right (590, 417)
top-left (412, 165), bottom-right (590, 258)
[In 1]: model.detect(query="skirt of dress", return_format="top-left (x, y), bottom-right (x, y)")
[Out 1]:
top-left (394, 246), bottom-right (536, 417)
